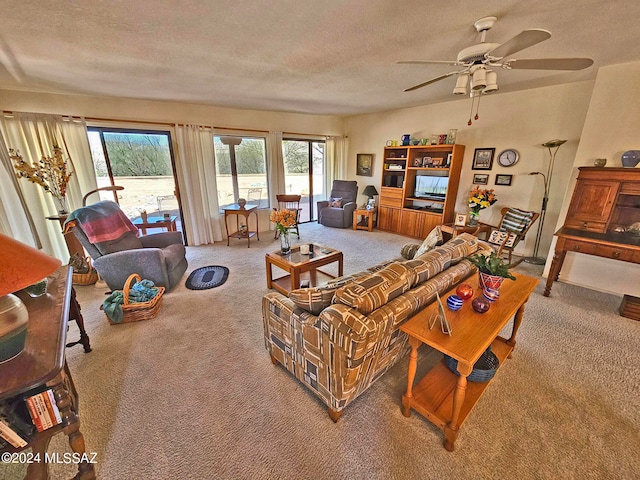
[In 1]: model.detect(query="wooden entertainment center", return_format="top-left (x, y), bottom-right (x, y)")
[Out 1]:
top-left (377, 144), bottom-right (465, 238)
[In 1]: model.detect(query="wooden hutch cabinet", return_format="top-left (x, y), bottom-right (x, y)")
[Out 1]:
top-left (378, 144), bottom-right (465, 238)
top-left (545, 167), bottom-right (640, 297)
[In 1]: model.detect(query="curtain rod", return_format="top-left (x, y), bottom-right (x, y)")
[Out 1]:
top-left (32, 115), bottom-right (334, 139)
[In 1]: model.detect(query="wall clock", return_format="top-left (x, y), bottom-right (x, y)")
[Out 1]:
top-left (497, 149), bottom-right (519, 167)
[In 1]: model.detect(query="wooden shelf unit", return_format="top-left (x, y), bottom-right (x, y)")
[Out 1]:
top-left (378, 144), bottom-right (465, 238)
top-left (545, 167), bottom-right (640, 297)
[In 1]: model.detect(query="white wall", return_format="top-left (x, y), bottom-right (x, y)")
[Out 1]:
top-left (0, 89), bottom-right (345, 135)
top-left (344, 81), bottom-right (594, 258)
top-left (547, 61), bottom-right (640, 296)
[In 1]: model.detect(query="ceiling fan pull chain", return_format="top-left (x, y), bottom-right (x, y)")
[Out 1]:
top-left (468, 92), bottom-right (479, 125)
top-left (475, 94), bottom-right (481, 120)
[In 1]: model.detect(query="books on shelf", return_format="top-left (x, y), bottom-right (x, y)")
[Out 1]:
top-left (0, 398), bottom-right (34, 449)
top-left (25, 389), bottom-right (62, 433)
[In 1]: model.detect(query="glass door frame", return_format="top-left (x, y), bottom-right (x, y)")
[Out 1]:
top-left (283, 137), bottom-right (325, 223)
top-left (86, 126), bottom-right (187, 244)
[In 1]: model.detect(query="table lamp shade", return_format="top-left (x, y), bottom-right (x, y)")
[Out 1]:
top-left (0, 234), bottom-right (62, 296)
top-left (362, 185), bottom-right (379, 198)
top-left (0, 233), bottom-right (61, 362)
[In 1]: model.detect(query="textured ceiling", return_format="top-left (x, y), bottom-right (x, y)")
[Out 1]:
top-left (1, 0), bottom-right (639, 116)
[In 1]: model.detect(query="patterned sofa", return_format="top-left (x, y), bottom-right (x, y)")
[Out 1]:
top-left (262, 233), bottom-right (489, 421)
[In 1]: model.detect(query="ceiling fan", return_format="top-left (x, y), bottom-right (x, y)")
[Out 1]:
top-left (400, 16), bottom-right (593, 100)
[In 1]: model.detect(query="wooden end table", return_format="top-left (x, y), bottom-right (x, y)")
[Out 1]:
top-left (265, 244), bottom-right (343, 295)
top-left (0, 266), bottom-right (95, 479)
top-left (224, 204), bottom-right (259, 248)
top-left (353, 207), bottom-right (377, 232)
top-left (400, 273), bottom-right (538, 451)
top-left (440, 222), bottom-right (491, 240)
top-left (133, 215), bottom-right (178, 235)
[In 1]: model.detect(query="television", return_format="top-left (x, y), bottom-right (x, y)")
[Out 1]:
top-left (414, 175), bottom-right (448, 199)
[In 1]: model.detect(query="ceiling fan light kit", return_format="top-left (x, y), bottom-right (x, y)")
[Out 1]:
top-left (400, 15), bottom-right (593, 123)
top-left (453, 74), bottom-right (468, 95)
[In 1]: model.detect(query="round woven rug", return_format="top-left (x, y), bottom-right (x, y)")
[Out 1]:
top-left (185, 265), bottom-right (229, 290)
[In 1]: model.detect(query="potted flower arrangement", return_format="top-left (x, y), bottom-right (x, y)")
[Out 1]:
top-left (270, 208), bottom-right (297, 254)
top-left (467, 251), bottom-right (515, 290)
top-left (10, 146), bottom-right (73, 214)
top-left (467, 186), bottom-right (497, 226)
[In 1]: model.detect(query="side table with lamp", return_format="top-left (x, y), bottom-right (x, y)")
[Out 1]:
top-left (353, 185), bottom-right (379, 232)
top-left (0, 234), bottom-right (95, 479)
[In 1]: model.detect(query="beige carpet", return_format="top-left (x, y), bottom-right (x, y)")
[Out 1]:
top-left (5, 223), bottom-right (639, 479)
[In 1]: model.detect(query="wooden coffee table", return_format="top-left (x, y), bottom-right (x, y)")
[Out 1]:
top-left (265, 244), bottom-right (343, 295)
top-left (400, 273), bottom-right (538, 451)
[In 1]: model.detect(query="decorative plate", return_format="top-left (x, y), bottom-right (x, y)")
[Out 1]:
top-left (621, 150), bottom-right (640, 168)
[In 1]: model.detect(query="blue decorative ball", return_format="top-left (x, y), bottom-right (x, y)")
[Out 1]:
top-left (446, 294), bottom-right (463, 311)
top-left (483, 287), bottom-right (500, 303)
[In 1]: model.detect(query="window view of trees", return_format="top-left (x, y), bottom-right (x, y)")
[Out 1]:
top-left (87, 128), bottom-right (181, 228)
top-left (102, 133), bottom-right (172, 176)
top-left (214, 136), bottom-right (268, 209)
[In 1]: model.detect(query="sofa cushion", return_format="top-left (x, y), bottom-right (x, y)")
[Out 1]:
top-left (289, 286), bottom-right (338, 315)
top-left (334, 262), bottom-right (412, 315)
top-left (414, 226), bottom-right (443, 258)
top-left (403, 249), bottom-right (452, 287)
top-left (416, 232), bottom-right (480, 261)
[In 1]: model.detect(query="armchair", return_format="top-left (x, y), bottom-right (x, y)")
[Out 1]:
top-left (317, 180), bottom-right (358, 228)
top-left (65, 200), bottom-right (187, 291)
top-left (484, 207), bottom-right (539, 267)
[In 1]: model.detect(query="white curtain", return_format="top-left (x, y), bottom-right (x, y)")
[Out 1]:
top-left (0, 129), bottom-right (40, 246)
top-left (267, 131), bottom-right (285, 208)
top-left (325, 135), bottom-right (348, 194)
top-left (174, 124), bottom-right (224, 245)
top-left (0, 113), bottom-right (97, 260)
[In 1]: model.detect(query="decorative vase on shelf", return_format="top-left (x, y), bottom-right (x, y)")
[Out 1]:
top-left (54, 196), bottom-right (69, 215)
top-left (280, 231), bottom-right (291, 255)
top-left (468, 210), bottom-right (480, 226)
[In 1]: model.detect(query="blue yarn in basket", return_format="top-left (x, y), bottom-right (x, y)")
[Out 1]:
top-left (444, 347), bottom-right (500, 383)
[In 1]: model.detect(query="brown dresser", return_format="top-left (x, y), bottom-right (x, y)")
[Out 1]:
top-left (545, 167), bottom-right (640, 297)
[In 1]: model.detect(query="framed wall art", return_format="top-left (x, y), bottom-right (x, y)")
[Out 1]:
top-left (356, 153), bottom-right (374, 176)
top-left (472, 173), bottom-right (489, 185)
top-left (495, 174), bottom-right (513, 186)
top-left (472, 148), bottom-right (495, 170)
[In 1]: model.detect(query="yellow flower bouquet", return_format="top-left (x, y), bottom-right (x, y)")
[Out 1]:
top-left (270, 208), bottom-right (298, 254)
top-left (270, 208), bottom-right (297, 235)
top-left (467, 187), bottom-right (497, 223)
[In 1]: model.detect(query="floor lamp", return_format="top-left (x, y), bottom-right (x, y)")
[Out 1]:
top-left (524, 139), bottom-right (567, 265)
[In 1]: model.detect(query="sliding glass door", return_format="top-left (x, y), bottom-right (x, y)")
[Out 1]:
top-left (282, 139), bottom-right (325, 222)
top-left (87, 127), bottom-right (184, 238)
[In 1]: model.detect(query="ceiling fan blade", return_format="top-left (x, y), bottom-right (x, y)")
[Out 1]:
top-left (507, 57), bottom-right (594, 70)
top-left (487, 29), bottom-right (551, 59)
top-left (398, 60), bottom-right (461, 66)
top-left (404, 71), bottom-right (459, 92)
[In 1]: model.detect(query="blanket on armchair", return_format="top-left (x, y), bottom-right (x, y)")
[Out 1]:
top-left (64, 200), bottom-right (138, 244)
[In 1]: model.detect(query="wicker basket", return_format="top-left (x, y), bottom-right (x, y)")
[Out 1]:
top-left (72, 257), bottom-right (99, 285)
top-left (73, 269), bottom-right (98, 285)
top-left (108, 273), bottom-right (165, 325)
top-left (444, 347), bottom-right (500, 383)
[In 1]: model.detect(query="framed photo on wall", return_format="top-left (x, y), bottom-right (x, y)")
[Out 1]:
top-left (356, 153), bottom-right (374, 176)
top-left (472, 173), bottom-right (489, 185)
top-left (454, 213), bottom-right (468, 226)
top-left (472, 148), bottom-right (495, 170)
top-left (495, 174), bottom-right (513, 186)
